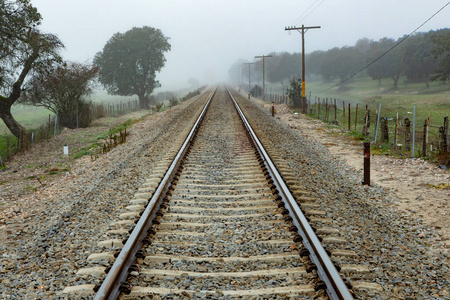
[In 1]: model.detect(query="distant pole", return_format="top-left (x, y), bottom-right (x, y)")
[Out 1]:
top-left (240, 64), bottom-right (244, 88)
top-left (285, 25), bottom-right (321, 114)
top-left (255, 55), bottom-right (273, 100)
top-left (243, 62), bottom-right (255, 93)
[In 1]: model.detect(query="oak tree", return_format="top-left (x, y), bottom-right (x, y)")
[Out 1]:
top-left (0, 0), bottom-right (63, 138)
top-left (94, 26), bottom-right (171, 109)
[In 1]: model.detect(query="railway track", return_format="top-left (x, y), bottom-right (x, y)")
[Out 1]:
top-left (64, 87), bottom-right (354, 299)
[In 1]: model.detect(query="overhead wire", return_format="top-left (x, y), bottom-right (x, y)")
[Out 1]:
top-left (294, 0), bottom-right (325, 26)
top-left (318, 1), bottom-right (450, 94)
top-left (261, 0), bottom-right (326, 55)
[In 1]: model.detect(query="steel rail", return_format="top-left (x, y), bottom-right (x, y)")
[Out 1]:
top-left (94, 87), bottom-right (218, 300)
top-left (226, 86), bottom-right (353, 300)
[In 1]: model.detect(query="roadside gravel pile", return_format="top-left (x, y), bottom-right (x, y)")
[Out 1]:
top-left (0, 92), bottom-right (209, 299)
top-left (235, 92), bottom-right (450, 299)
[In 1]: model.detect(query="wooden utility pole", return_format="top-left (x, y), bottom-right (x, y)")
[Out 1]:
top-left (240, 64), bottom-right (244, 88)
top-left (243, 63), bottom-right (255, 94)
top-left (285, 25), bottom-right (321, 113)
top-left (255, 55), bottom-right (273, 100)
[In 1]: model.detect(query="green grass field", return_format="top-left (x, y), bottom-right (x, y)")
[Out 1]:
top-left (307, 76), bottom-right (449, 120)
top-left (0, 92), bottom-right (141, 163)
top-left (306, 76), bottom-right (449, 131)
top-left (266, 76), bottom-right (449, 161)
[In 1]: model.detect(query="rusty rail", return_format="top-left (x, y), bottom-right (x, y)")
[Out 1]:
top-left (226, 86), bottom-right (353, 300)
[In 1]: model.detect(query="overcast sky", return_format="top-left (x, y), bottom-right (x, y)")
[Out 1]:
top-left (32, 0), bottom-right (449, 91)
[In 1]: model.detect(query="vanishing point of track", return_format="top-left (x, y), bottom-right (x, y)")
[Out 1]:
top-left (66, 87), bottom-right (353, 299)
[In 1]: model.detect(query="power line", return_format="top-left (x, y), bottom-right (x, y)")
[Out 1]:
top-left (318, 1), bottom-right (450, 94)
top-left (262, 0), bottom-right (326, 54)
top-left (294, 0), bottom-right (325, 26)
top-left (293, 0), bottom-right (323, 25)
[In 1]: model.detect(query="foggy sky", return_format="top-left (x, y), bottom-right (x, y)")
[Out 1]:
top-left (32, 0), bottom-right (449, 91)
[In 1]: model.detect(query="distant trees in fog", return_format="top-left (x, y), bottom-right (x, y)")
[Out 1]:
top-left (230, 28), bottom-right (450, 89)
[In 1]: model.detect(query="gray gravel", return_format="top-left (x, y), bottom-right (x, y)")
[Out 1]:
top-left (0, 93), bottom-right (208, 299)
top-left (1, 86), bottom-right (448, 299)
top-left (124, 89), bottom-right (320, 299)
top-left (235, 91), bottom-right (450, 299)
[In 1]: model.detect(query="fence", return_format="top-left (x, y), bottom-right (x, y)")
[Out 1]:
top-left (0, 99), bottom-right (140, 167)
top-left (259, 93), bottom-right (449, 159)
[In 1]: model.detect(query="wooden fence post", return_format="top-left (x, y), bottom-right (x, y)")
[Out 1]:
top-left (405, 118), bottom-right (411, 151)
top-left (348, 103), bottom-right (351, 131)
top-left (343, 101), bottom-right (346, 129)
top-left (394, 112), bottom-right (399, 149)
top-left (423, 118), bottom-right (429, 157)
top-left (445, 116), bottom-right (449, 152)
top-left (381, 118), bottom-right (389, 142)
top-left (318, 98), bottom-right (321, 119)
top-left (355, 103), bottom-right (358, 132)
top-left (334, 99), bottom-right (337, 123)
top-left (363, 108), bottom-right (370, 136)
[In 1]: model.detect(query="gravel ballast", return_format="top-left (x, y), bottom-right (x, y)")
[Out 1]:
top-left (233, 90), bottom-right (450, 299)
top-left (0, 92), bottom-right (209, 299)
top-left (1, 86), bottom-right (449, 299)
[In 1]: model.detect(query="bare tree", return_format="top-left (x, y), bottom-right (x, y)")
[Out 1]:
top-left (21, 62), bottom-right (98, 128)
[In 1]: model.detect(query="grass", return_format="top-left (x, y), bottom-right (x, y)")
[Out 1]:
top-left (72, 118), bottom-right (137, 159)
top-left (0, 90), bottom-right (144, 160)
top-left (0, 105), bottom-right (54, 135)
top-left (428, 183), bottom-right (450, 189)
top-left (268, 76), bottom-right (450, 164)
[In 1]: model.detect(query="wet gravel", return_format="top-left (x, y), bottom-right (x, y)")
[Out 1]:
top-left (234, 90), bottom-right (450, 299)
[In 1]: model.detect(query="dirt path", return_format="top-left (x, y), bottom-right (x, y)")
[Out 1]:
top-left (261, 101), bottom-right (450, 251)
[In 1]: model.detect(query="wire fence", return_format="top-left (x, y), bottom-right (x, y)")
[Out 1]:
top-left (0, 99), bottom-right (140, 167)
top-left (262, 93), bottom-right (449, 159)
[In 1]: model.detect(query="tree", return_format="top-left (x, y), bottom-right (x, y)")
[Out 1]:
top-left (431, 28), bottom-right (450, 82)
top-left (306, 50), bottom-right (326, 79)
top-left (94, 26), bottom-right (171, 109)
top-left (267, 52), bottom-right (299, 90)
top-left (21, 62), bottom-right (98, 128)
top-left (366, 38), bottom-right (403, 88)
top-left (286, 76), bottom-right (302, 108)
top-left (0, 0), bottom-right (63, 138)
top-left (403, 32), bottom-right (436, 87)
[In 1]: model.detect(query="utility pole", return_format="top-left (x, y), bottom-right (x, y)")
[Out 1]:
top-left (285, 24), bottom-right (320, 113)
top-left (243, 62), bottom-right (255, 94)
top-left (255, 55), bottom-right (272, 100)
top-left (240, 64), bottom-right (244, 89)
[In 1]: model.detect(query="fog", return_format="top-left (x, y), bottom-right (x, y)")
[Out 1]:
top-left (32, 0), bottom-right (449, 92)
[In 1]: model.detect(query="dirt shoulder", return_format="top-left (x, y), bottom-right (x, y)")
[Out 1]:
top-left (264, 101), bottom-right (450, 250)
top-left (0, 110), bottom-right (150, 228)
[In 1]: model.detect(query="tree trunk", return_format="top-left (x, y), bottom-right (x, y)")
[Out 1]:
top-left (138, 93), bottom-right (147, 109)
top-left (392, 75), bottom-right (400, 89)
top-left (0, 100), bottom-right (26, 139)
